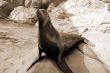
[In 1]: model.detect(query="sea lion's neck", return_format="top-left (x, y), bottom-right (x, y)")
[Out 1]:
top-left (38, 15), bottom-right (52, 29)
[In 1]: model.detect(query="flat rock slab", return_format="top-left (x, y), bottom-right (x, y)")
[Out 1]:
top-left (0, 19), bottom-right (38, 73)
top-left (82, 31), bottom-right (110, 72)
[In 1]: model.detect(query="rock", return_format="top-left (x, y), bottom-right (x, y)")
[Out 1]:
top-left (6, 0), bottom-right (25, 7)
top-left (52, 0), bottom-right (66, 7)
top-left (77, 27), bottom-right (88, 34)
top-left (25, 0), bottom-right (66, 11)
top-left (64, 0), bottom-right (110, 33)
top-left (100, 0), bottom-right (110, 3)
top-left (25, 0), bottom-right (31, 7)
top-left (8, 6), bottom-right (37, 24)
top-left (0, 19), bottom-right (38, 73)
top-left (47, 3), bottom-right (56, 12)
top-left (0, 1), bottom-right (14, 18)
top-left (82, 31), bottom-right (110, 72)
top-left (25, 0), bottom-right (51, 9)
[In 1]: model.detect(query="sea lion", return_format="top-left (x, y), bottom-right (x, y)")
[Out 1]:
top-left (27, 9), bottom-right (94, 73)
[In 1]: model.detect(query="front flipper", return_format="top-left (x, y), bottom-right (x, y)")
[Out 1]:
top-left (27, 47), bottom-right (43, 71)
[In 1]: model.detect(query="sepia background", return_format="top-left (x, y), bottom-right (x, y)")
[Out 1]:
top-left (0, 0), bottom-right (110, 73)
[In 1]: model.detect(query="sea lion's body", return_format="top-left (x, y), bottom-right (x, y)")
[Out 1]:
top-left (27, 9), bottom-right (88, 73)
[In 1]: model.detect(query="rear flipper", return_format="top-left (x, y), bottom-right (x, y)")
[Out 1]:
top-left (78, 43), bottom-right (103, 64)
top-left (56, 56), bottom-right (73, 73)
top-left (83, 38), bottom-right (95, 47)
